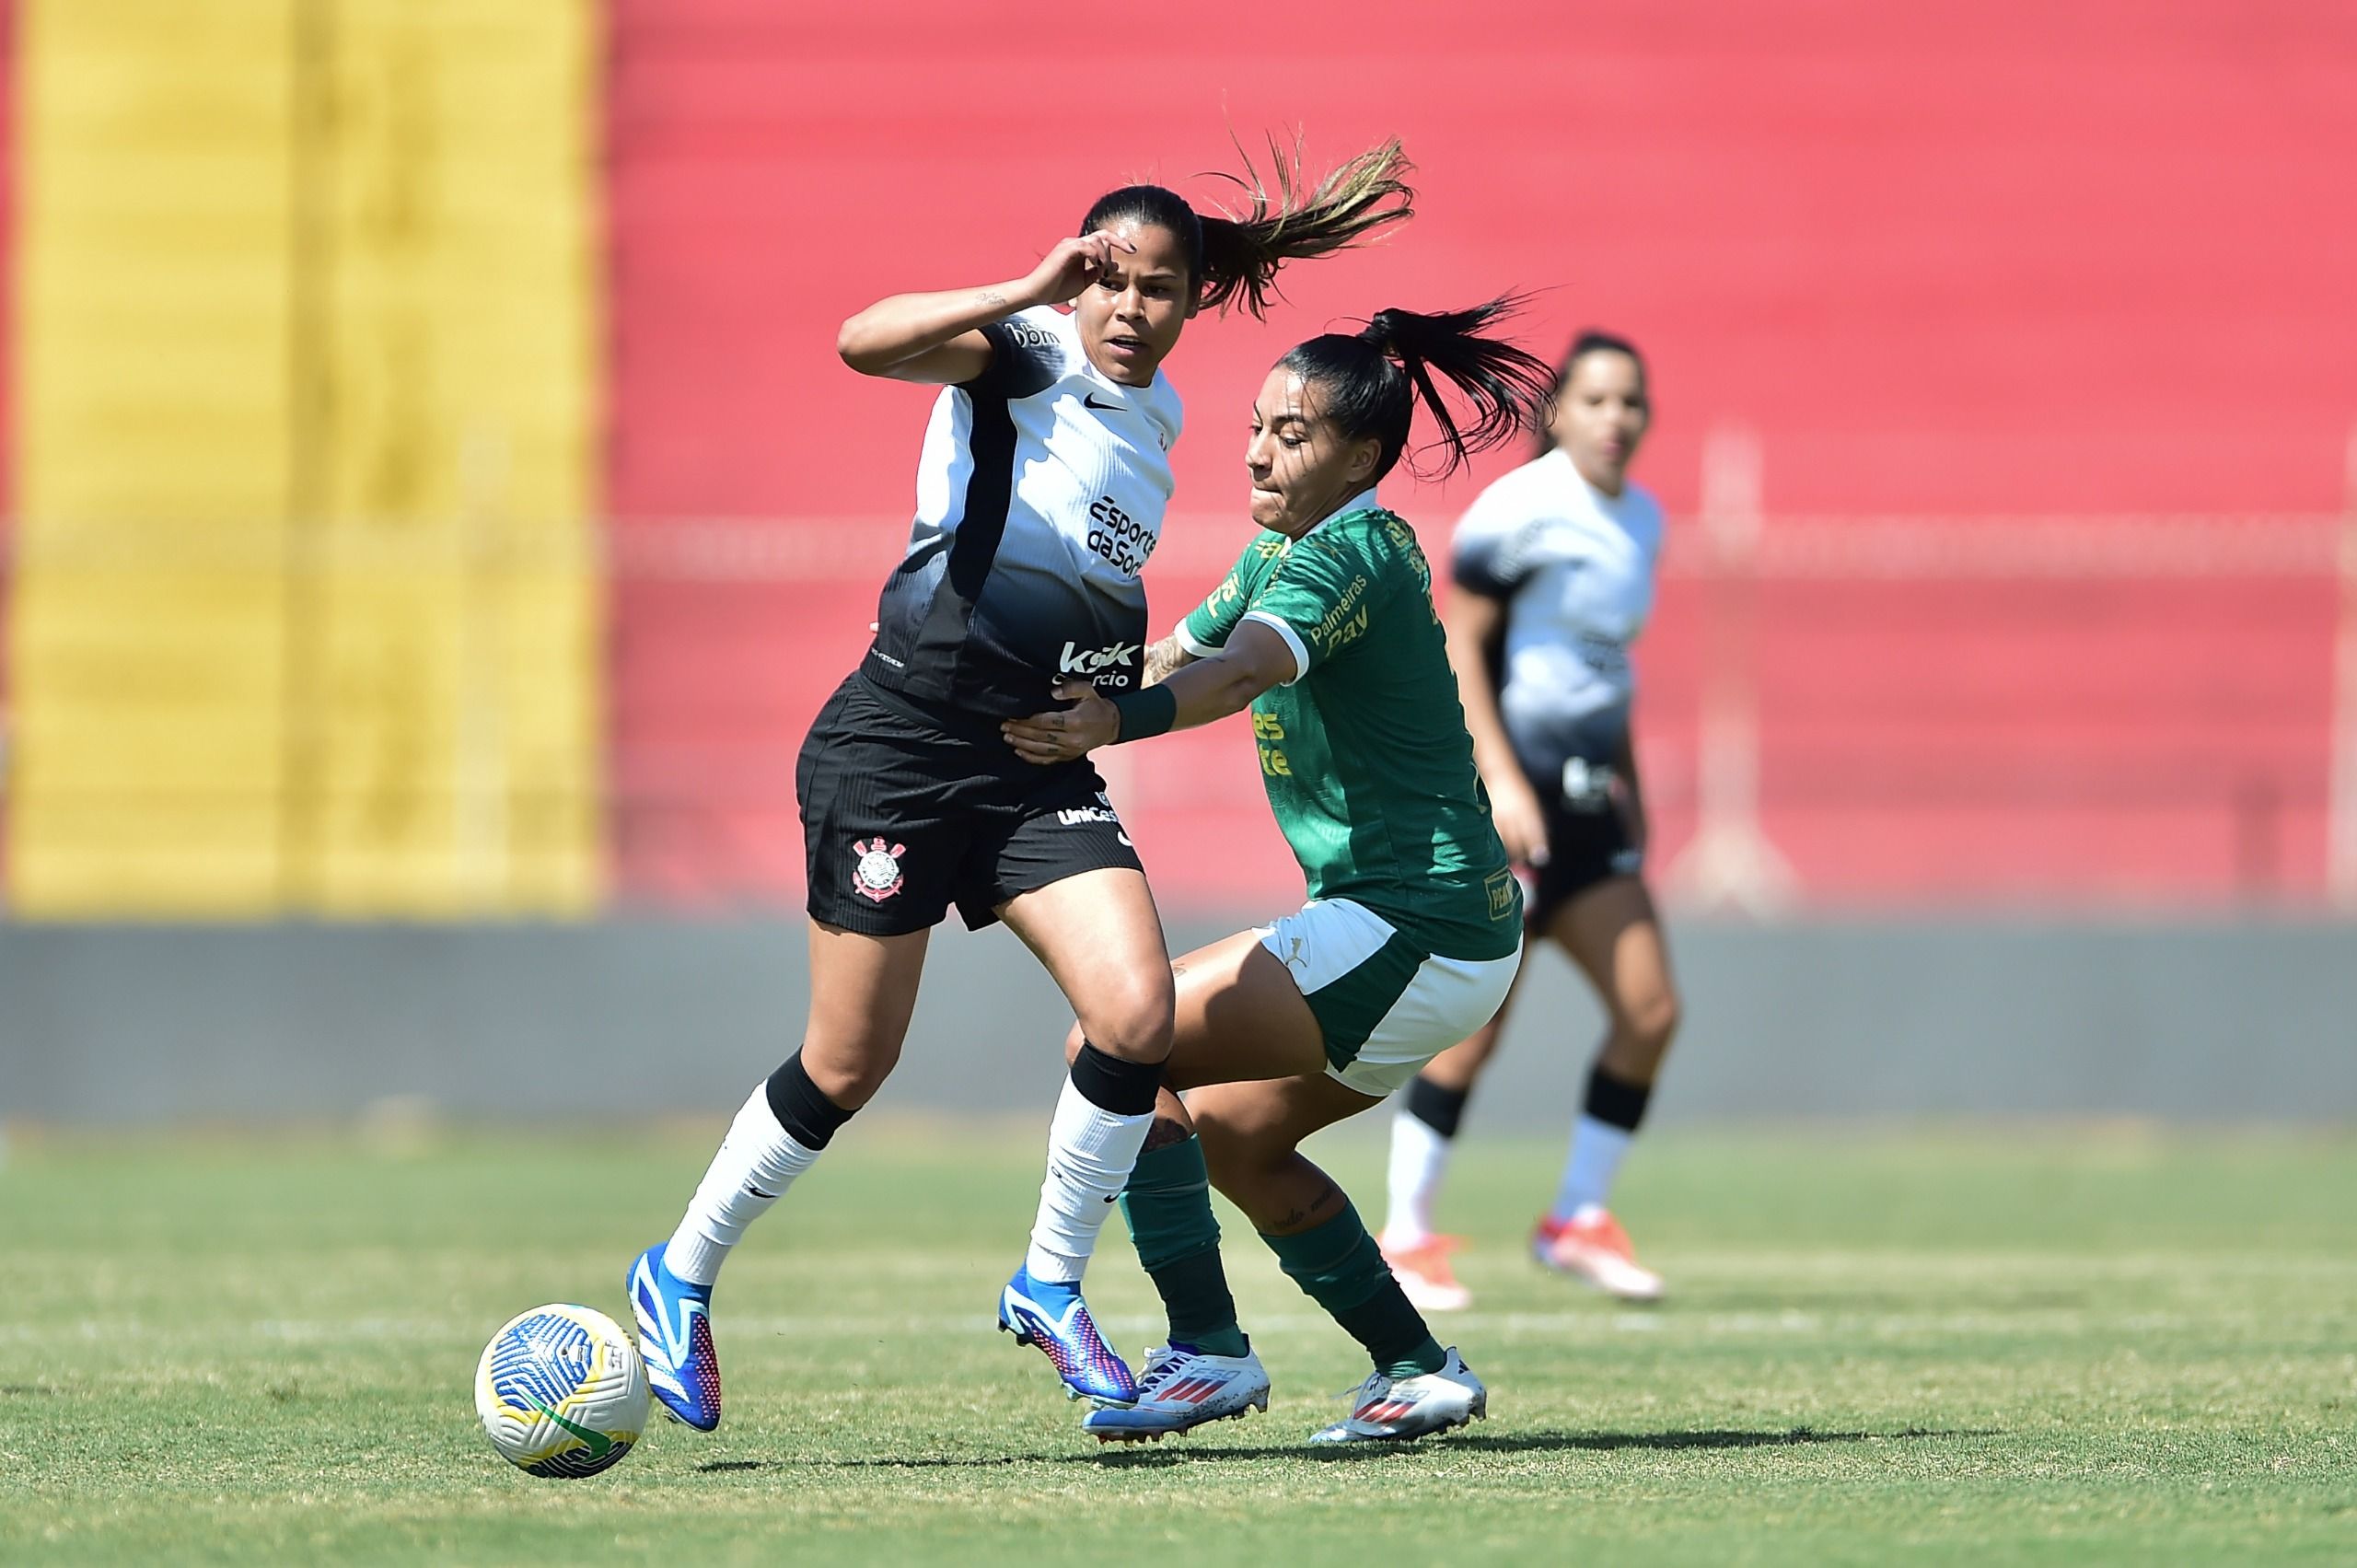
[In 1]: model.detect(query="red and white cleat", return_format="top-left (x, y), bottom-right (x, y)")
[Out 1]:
top-left (1531, 1207), bottom-right (1664, 1301)
top-left (1379, 1231), bottom-right (1473, 1313)
top-left (1309, 1347), bottom-right (1487, 1445)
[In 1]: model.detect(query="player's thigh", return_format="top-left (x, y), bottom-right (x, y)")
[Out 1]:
top-left (800, 919), bottom-right (933, 1107)
top-left (1187, 1073), bottom-right (1384, 1195)
top-left (997, 865), bottom-right (1174, 1063)
top-left (1155, 927), bottom-right (1329, 1092)
top-left (1552, 874), bottom-right (1678, 1033)
top-left (796, 673), bottom-right (972, 935)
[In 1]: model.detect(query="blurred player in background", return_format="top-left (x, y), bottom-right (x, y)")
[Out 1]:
top-left (1004, 298), bottom-right (1553, 1443)
top-left (625, 143), bottom-right (1413, 1431)
top-left (1377, 331), bottom-right (1680, 1307)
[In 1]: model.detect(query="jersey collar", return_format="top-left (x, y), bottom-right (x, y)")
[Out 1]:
top-left (1299, 486), bottom-right (1382, 538)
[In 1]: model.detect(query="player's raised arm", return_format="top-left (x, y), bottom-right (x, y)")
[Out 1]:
top-left (834, 230), bottom-right (1139, 384)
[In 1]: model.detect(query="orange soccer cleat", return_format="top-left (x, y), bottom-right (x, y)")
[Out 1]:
top-left (1379, 1232), bottom-right (1473, 1313)
top-left (1530, 1208), bottom-right (1664, 1302)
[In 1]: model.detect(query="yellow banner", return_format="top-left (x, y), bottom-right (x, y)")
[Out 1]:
top-left (11, 0), bottom-right (603, 917)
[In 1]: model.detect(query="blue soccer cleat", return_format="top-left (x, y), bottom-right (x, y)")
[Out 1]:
top-left (997, 1266), bottom-right (1139, 1407)
top-left (627, 1243), bottom-right (722, 1431)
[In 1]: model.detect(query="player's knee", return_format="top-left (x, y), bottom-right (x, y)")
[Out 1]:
top-left (1074, 979), bottom-right (1174, 1064)
top-left (803, 1044), bottom-right (898, 1108)
top-left (1621, 987), bottom-right (1681, 1055)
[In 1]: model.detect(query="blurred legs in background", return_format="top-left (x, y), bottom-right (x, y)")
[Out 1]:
top-left (1384, 875), bottom-right (1680, 1306)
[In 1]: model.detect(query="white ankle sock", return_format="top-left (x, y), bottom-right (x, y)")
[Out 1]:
top-left (1024, 1075), bottom-right (1154, 1284)
top-left (1550, 1115), bottom-right (1634, 1224)
top-left (663, 1086), bottom-right (823, 1286)
top-left (1383, 1109), bottom-right (1452, 1246)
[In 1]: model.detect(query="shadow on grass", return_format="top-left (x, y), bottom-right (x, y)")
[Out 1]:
top-left (695, 1424), bottom-right (1994, 1472)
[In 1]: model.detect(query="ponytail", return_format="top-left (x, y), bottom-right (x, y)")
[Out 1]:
top-left (1080, 137), bottom-right (1414, 320)
top-left (1279, 296), bottom-right (1555, 483)
top-left (1196, 137), bottom-right (1415, 319)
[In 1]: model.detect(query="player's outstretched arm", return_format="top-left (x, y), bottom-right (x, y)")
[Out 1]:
top-left (835, 231), bottom-right (1138, 385)
top-left (1000, 621), bottom-right (1295, 764)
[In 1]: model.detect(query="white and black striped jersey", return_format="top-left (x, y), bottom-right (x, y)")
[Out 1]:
top-left (862, 306), bottom-right (1184, 717)
top-left (1450, 448), bottom-right (1663, 776)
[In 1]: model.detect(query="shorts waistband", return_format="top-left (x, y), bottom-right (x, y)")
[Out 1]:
top-left (853, 668), bottom-right (1017, 743)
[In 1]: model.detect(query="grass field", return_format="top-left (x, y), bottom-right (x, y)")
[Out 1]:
top-left (2, 1120), bottom-right (2352, 1565)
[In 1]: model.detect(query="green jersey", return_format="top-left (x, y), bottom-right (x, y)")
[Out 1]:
top-left (1178, 500), bottom-right (1521, 960)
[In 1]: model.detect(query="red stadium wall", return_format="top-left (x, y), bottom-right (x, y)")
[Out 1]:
top-left (603, 1), bottom-right (2357, 911)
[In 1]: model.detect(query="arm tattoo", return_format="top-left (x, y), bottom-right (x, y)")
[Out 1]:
top-left (977, 288), bottom-right (1008, 310)
top-left (1143, 635), bottom-right (1191, 687)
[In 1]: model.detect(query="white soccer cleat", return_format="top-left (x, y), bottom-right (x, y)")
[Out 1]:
top-left (1379, 1231), bottom-right (1473, 1313)
top-left (1308, 1346), bottom-right (1487, 1445)
top-left (1531, 1208), bottom-right (1665, 1302)
top-left (1080, 1343), bottom-right (1271, 1443)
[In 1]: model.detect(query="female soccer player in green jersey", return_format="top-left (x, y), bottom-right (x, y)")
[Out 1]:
top-left (1001, 299), bottom-right (1554, 1444)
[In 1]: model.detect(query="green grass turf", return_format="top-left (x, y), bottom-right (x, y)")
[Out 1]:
top-left (1, 1120), bottom-right (2352, 1565)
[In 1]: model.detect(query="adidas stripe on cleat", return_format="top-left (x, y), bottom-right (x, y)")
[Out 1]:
top-left (997, 1266), bottom-right (1138, 1407)
top-left (1308, 1346), bottom-right (1487, 1445)
top-left (627, 1243), bottom-right (722, 1431)
top-left (1081, 1343), bottom-right (1271, 1442)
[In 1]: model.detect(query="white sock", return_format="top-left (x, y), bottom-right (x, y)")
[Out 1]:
top-left (1024, 1075), bottom-right (1155, 1284)
top-left (1383, 1109), bottom-right (1452, 1246)
top-left (663, 1086), bottom-right (824, 1286)
top-left (1550, 1115), bottom-right (1635, 1225)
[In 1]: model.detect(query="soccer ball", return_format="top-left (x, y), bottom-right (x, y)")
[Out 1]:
top-left (474, 1304), bottom-right (649, 1478)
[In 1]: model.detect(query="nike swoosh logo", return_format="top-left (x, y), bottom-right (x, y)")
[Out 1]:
top-left (524, 1393), bottom-right (613, 1459)
top-left (1084, 393), bottom-right (1126, 412)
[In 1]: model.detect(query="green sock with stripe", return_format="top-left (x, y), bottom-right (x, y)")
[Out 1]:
top-left (1120, 1135), bottom-right (1250, 1358)
top-left (1259, 1200), bottom-right (1447, 1379)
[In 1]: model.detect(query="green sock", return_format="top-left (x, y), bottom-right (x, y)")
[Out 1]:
top-left (1120, 1136), bottom-right (1249, 1357)
top-left (1259, 1201), bottom-right (1447, 1379)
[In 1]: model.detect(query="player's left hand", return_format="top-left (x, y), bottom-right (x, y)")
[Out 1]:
top-left (1003, 679), bottom-right (1119, 763)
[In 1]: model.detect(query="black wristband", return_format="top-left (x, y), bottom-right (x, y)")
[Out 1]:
top-left (1109, 686), bottom-right (1178, 743)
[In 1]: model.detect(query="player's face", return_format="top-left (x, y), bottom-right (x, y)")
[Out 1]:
top-left (1244, 368), bottom-right (1383, 537)
top-left (1550, 350), bottom-right (1650, 494)
top-left (1074, 218), bottom-right (1194, 387)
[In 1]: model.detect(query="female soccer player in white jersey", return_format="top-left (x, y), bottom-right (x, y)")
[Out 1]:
top-left (1000, 299), bottom-right (1554, 1444)
top-left (1376, 331), bottom-right (1680, 1308)
top-left (626, 145), bottom-right (1413, 1431)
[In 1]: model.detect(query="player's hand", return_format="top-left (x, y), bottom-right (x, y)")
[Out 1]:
top-left (1018, 230), bottom-right (1137, 308)
top-left (1002, 678), bottom-right (1120, 764)
top-left (1490, 776), bottom-right (1551, 869)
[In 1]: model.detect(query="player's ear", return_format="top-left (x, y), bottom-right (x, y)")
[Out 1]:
top-left (1345, 435), bottom-right (1383, 485)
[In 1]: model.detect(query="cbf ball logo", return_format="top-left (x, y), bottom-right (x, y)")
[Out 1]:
top-left (851, 839), bottom-right (907, 903)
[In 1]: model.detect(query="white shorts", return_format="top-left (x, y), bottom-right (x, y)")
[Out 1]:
top-left (1257, 898), bottom-right (1524, 1098)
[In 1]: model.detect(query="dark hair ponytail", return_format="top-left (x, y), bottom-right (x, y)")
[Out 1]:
top-left (1535, 329), bottom-right (1647, 457)
top-left (1081, 137), bottom-right (1414, 320)
top-left (1278, 296), bottom-right (1556, 483)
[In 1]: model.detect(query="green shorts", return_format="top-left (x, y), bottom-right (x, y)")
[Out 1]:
top-left (1256, 898), bottom-right (1524, 1098)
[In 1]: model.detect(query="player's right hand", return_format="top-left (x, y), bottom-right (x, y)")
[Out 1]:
top-left (1020, 229), bottom-right (1137, 307)
top-left (1489, 777), bottom-right (1551, 869)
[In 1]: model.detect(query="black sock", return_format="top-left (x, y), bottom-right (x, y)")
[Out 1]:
top-left (1584, 1063), bottom-right (1652, 1132)
top-left (1403, 1074), bottom-right (1470, 1139)
top-left (1069, 1040), bottom-right (1162, 1115)
top-left (765, 1051), bottom-right (857, 1149)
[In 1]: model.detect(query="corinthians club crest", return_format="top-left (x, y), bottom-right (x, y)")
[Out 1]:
top-left (850, 839), bottom-right (907, 903)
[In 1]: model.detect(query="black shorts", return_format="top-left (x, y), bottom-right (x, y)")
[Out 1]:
top-left (796, 672), bottom-right (1144, 935)
top-left (1525, 760), bottom-right (1645, 930)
